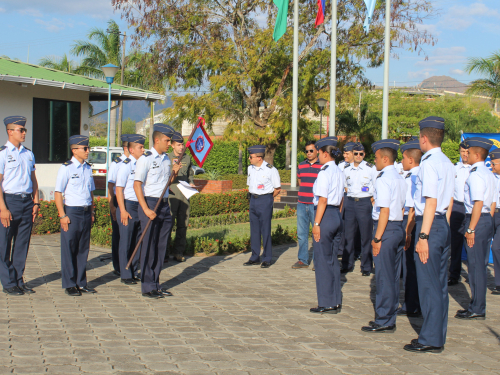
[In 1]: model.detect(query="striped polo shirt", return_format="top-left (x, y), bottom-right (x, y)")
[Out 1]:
top-left (297, 159), bottom-right (322, 204)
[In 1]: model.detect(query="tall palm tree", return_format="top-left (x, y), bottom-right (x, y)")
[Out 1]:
top-left (465, 51), bottom-right (500, 109)
top-left (38, 54), bottom-right (78, 73)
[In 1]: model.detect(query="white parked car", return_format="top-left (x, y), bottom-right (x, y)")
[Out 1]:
top-left (88, 146), bottom-right (123, 177)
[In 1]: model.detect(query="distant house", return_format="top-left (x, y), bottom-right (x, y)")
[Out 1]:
top-left (0, 58), bottom-right (165, 195)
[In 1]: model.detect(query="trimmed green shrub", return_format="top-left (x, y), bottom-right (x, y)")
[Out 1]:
top-left (441, 140), bottom-right (461, 164)
top-left (190, 190), bottom-right (249, 217)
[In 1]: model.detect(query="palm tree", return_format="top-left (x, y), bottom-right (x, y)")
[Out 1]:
top-left (38, 54), bottom-right (78, 73)
top-left (465, 51), bottom-right (500, 111)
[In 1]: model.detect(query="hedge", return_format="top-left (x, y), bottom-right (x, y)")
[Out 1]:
top-left (194, 169), bottom-right (292, 189)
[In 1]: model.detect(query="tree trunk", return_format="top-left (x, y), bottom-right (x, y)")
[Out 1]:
top-left (117, 101), bottom-right (123, 146)
top-left (238, 148), bottom-right (243, 174)
top-left (110, 101), bottom-right (117, 147)
top-left (285, 140), bottom-right (291, 170)
top-left (265, 144), bottom-right (277, 166)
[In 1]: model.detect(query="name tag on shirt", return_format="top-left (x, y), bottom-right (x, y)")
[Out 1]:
top-left (361, 187), bottom-right (369, 192)
top-left (257, 184), bottom-right (265, 190)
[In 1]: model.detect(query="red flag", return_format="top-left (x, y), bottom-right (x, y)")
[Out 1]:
top-left (315, 0), bottom-right (326, 27)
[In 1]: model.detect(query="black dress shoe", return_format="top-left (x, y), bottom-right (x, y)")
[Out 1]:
top-left (142, 290), bottom-right (164, 299)
top-left (492, 286), bottom-right (500, 295)
top-left (113, 270), bottom-right (121, 276)
top-left (397, 308), bottom-right (421, 317)
top-left (310, 305), bottom-right (341, 314)
top-left (3, 286), bottom-right (24, 295)
top-left (361, 322), bottom-right (396, 333)
top-left (361, 271), bottom-right (371, 277)
top-left (447, 278), bottom-right (459, 286)
top-left (65, 287), bottom-right (81, 296)
top-left (243, 260), bottom-right (260, 266)
top-left (133, 276), bottom-right (141, 282)
top-left (158, 288), bottom-right (173, 296)
top-left (260, 262), bottom-right (271, 268)
top-left (340, 267), bottom-right (354, 274)
top-left (19, 285), bottom-right (35, 294)
top-left (79, 286), bottom-right (97, 294)
top-left (404, 341), bottom-right (444, 353)
top-left (121, 278), bottom-right (137, 285)
top-left (455, 310), bottom-right (485, 320)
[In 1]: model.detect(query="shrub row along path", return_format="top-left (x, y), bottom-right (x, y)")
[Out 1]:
top-left (2, 234), bottom-right (500, 374)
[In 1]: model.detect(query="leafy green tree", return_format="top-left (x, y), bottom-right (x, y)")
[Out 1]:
top-left (466, 51), bottom-right (500, 105)
top-left (114, 0), bottom-right (435, 163)
top-left (38, 54), bottom-right (78, 72)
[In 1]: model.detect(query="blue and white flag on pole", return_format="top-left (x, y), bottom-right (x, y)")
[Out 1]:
top-left (363, 0), bottom-right (377, 33)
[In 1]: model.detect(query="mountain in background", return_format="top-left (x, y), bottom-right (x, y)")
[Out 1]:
top-left (91, 97), bottom-right (173, 123)
top-left (418, 76), bottom-right (469, 94)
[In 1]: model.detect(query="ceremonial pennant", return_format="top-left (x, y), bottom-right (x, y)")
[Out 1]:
top-left (315, 0), bottom-right (326, 27)
top-left (273, 0), bottom-right (289, 41)
top-left (186, 117), bottom-right (213, 168)
top-left (363, 0), bottom-right (377, 33)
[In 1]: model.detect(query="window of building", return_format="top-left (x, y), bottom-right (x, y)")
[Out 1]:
top-left (32, 98), bottom-right (81, 163)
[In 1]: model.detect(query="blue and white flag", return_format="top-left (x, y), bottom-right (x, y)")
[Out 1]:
top-left (363, 0), bottom-right (377, 33)
top-left (186, 117), bottom-right (213, 168)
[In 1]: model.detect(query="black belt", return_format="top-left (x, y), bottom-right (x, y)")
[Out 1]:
top-left (65, 205), bottom-right (91, 211)
top-left (347, 196), bottom-right (371, 202)
top-left (124, 199), bottom-right (139, 205)
top-left (453, 200), bottom-right (465, 206)
top-left (4, 193), bottom-right (32, 200)
top-left (314, 205), bottom-right (340, 209)
top-left (249, 193), bottom-right (273, 199)
top-left (145, 196), bottom-right (169, 203)
top-left (466, 213), bottom-right (492, 217)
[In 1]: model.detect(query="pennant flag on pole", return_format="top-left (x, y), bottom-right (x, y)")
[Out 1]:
top-left (186, 117), bottom-right (214, 168)
top-left (273, 0), bottom-right (289, 41)
top-left (363, 0), bottom-right (377, 33)
top-left (315, 0), bottom-right (326, 27)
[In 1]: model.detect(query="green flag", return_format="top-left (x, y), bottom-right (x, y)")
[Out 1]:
top-left (273, 0), bottom-right (289, 41)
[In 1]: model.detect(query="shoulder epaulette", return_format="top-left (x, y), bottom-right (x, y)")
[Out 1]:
top-left (266, 163), bottom-right (273, 169)
top-left (405, 172), bottom-right (412, 178)
top-left (365, 162), bottom-right (374, 168)
top-left (470, 167), bottom-right (477, 173)
top-left (123, 158), bottom-right (131, 164)
top-left (144, 151), bottom-right (152, 157)
top-left (0, 146), bottom-right (6, 152)
top-left (321, 164), bottom-right (329, 171)
top-left (84, 161), bottom-right (91, 166)
top-left (23, 146), bottom-right (31, 151)
top-left (63, 160), bottom-right (73, 166)
top-left (422, 154), bottom-right (432, 161)
top-left (454, 162), bottom-right (458, 166)
top-left (344, 163), bottom-right (350, 168)
top-left (377, 171), bottom-right (384, 179)
top-left (113, 157), bottom-right (122, 163)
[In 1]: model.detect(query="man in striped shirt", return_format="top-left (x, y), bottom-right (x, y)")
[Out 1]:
top-left (293, 141), bottom-right (322, 269)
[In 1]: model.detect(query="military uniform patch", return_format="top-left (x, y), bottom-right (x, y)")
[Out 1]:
top-left (0, 146), bottom-right (6, 152)
top-left (266, 164), bottom-right (273, 169)
top-left (63, 160), bottom-right (73, 166)
top-left (422, 154), bottom-right (432, 161)
top-left (113, 157), bottom-right (122, 163)
top-left (470, 166), bottom-right (477, 173)
top-left (144, 151), bottom-right (152, 157)
top-left (377, 172), bottom-right (384, 179)
top-left (405, 172), bottom-right (412, 178)
top-left (321, 164), bottom-right (329, 171)
top-left (123, 158), bottom-right (131, 164)
top-left (365, 162), bottom-right (374, 168)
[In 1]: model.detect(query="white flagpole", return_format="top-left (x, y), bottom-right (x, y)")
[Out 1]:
top-left (381, 0), bottom-right (391, 139)
top-left (329, 0), bottom-right (337, 136)
top-left (290, 0), bottom-right (299, 188)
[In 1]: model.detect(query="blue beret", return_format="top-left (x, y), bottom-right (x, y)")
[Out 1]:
top-left (315, 136), bottom-right (338, 150)
top-left (69, 135), bottom-right (89, 146)
top-left (463, 137), bottom-right (493, 151)
top-left (400, 140), bottom-right (421, 153)
top-left (153, 123), bottom-right (175, 137)
top-left (489, 149), bottom-right (500, 160)
top-left (419, 116), bottom-right (445, 130)
top-left (343, 142), bottom-right (356, 152)
top-left (4, 116), bottom-right (26, 127)
top-left (121, 134), bottom-right (130, 142)
top-left (372, 139), bottom-right (400, 153)
top-left (127, 134), bottom-right (146, 145)
top-left (353, 142), bottom-right (364, 152)
top-left (172, 132), bottom-right (184, 143)
top-left (248, 145), bottom-right (266, 154)
top-left (459, 141), bottom-right (469, 149)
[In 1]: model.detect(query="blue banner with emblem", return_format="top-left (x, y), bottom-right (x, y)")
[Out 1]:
top-left (461, 133), bottom-right (500, 264)
top-left (186, 117), bottom-right (213, 168)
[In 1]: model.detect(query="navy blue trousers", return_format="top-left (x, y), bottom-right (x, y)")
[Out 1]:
top-left (373, 220), bottom-right (404, 327)
top-left (401, 216), bottom-right (420, 313)
top-left (492, 211), bottom-right (500, 288)
top-left (449, 200), bottom-right (466, 280)
top-left (342, 196), bottom-right (373, 272)
top-left (138, 197), bottom-right (172, 293)
top-left (60, 206), bottom-right (92, 289)
top-left (0, 194), bottom-right (33, 289)
top-left (249, 194), bottom-right (274, 263)
top-left (110, 196), bottom-right (120, 273)
top-left (313, 205), bottom-right (342, 307)
top-left (464, 213), bottom-right (493, 315)
top-left (414, 215), bottom-right (450, 347)
top-left (117, 200), bottom-right (141, 280)
top-left (333, 192), bottom-right (346, 256)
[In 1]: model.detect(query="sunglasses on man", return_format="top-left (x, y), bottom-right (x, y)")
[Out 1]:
top-left (75, 146), bottom-right (90, 151)
top-left (9, 128), bottom-right (27, 133)
top-left (305, 149), bottom-right (316, 153)
top-left (354, 152), bottom-right (364, 156)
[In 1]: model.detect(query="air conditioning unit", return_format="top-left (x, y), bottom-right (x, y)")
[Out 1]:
top-left (39, 187), bottom-right (55, 202)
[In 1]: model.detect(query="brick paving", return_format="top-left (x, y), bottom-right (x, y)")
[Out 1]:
top-left (1, 234), bottom-right (499, 374)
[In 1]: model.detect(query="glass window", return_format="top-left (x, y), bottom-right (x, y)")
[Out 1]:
top-left (88, 151), bottom-right (106, 164)
top-left (32, 98), bottom-right (81, 163)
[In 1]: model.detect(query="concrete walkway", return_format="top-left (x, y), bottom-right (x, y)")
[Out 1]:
top-left (1, 234), bottom-right (499, 374)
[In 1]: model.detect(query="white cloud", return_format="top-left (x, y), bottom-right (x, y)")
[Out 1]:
top-left (449, 68), bottom-right (465, 76)
top-left (408, 68), bottom-right (437, 80)
top-left (19, 8), bottom-right (43, 18)
top-left (440, 2), bottom-right (500, 30)
top-left (416, 46), bottom-right (467, 67)
top-left (0, 8), bottom-right (5, 13)
top-left (35, 18), bottom-right (74, 33)
top-left (2, 0), bottom-right (115, 18)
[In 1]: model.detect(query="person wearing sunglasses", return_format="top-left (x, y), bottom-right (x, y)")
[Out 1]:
top-left (0, 116), bottom-right (39, 296)
top-left (488, 148), bottom-right (500, 296)
top-left (342, 142), bottom-right (378, 276)
top-left (55, 135), bottom-right (96, 296)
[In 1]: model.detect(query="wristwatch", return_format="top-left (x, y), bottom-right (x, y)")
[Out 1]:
top-left (466, 228), bottom-right (475, 234)
top-left (373, 237), bottom-right (381, 243)
top-left (418, 232), bottom-right (429, 240)
top-left (314, 222), bottom-right (320, 226)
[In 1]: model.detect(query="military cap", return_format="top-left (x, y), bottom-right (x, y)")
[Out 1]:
top-left (371, 139), bottom-right (400, 153)
top-left (489, 148), bottom-right (500, 160)
top-left (248, 145), bottom-right (266, 154)
top-left (172, 132), bottom-right (184, 143)
top-left (343, 142), bottom-right (356, 152)
top-left (127, 134), bottom-right (146, 145)
top-left (419, 116), bottom-right (445, 130)
top-left (121, 134), bottom-right (130, 142)
top-left (4, 116), bottom-right (26, 127)
top-left (463, 137), bottom-right (493, 151)
top-left (153, 123), bottom-right (175, 137)
top-left (69, 135), bottom-right (89, 146)
top-left (315, 136), bottom-right (338, 150)
top-left (353, 142), bottom-right (365, 151)
top-left (459, 141), bottom-right (469, 149)
top-left (400, 139), bottom-right (421, 153)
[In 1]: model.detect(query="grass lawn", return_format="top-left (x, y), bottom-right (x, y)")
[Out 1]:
top-left (184, 216), bottom-right (297, 241)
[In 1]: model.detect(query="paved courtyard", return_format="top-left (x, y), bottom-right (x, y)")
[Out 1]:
top-left (1, 234), bottom-right (500, 375)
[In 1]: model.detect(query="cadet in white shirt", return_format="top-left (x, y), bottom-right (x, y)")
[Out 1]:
top-left (342, 142), bottom-right (378, 276)
top-left (115, 134), bottom-right (146, 285)
top-left (489, 149), bottom-right (500, 295)
top-left (134, 123), bottom-right (180, 299)
top-left (309, 137), bottom-right (344, 315)
top-left (243, 145), bottom-right (281, 268)
top-left (361, 139), bottom-right (406, 333)
top-left (456, 137), bottom-right (496, 320)
top-left (404, 116), bottom-right (455, 354)
top-left (55, 135), bottom-right (96, 297)
top-left (448, 142), bottom-right (471, 285)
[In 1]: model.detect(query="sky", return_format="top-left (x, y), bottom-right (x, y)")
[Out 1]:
top-left (0, 0), bottom-right (498, 89)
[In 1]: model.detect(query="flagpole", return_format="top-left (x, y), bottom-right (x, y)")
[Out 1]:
top-left (381, 0), bottom-right (391, 139)
top-left (290, 0), bottom-right (299, 188)
top-left (329, 0), bottom-right (337, 136)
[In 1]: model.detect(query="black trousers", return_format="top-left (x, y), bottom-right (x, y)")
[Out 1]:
top-left (449, 200), bottom-right (466, 280)
top-left (249, 194), bottom-right (274, 263)
top-left (117, 200), bottom-right (141, 280)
